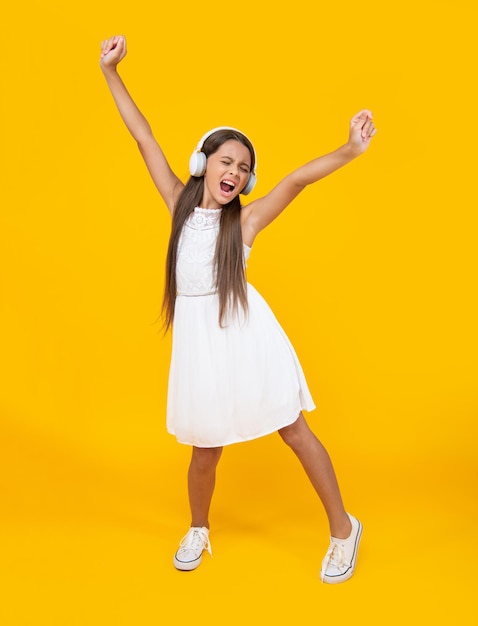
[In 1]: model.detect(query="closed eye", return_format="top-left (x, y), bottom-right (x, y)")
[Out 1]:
top-left (220, 158), bottom-right (250, 173)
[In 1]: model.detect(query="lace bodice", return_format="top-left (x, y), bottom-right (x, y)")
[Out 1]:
top-left (176, 207), bottom-right (251, 296)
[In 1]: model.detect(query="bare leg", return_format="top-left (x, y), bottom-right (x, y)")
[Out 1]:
top-left (279, 413), bottom-right (352, 539)
top-left (188, 446), bottom-right (223, 529)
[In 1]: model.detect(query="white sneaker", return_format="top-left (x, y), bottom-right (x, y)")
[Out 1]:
top-left (320, 513), bottom-right (362, 584)
top-left (173, 527), bottom-right (212, 571)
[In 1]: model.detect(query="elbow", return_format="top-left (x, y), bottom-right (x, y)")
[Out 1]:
top-left (289, 171), bottom-right (308, 190)
top-left (136, 129), bottom-right (155, 150)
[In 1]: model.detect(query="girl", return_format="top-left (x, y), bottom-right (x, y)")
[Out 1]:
top-left (100, 34), bottom-right (376, 584)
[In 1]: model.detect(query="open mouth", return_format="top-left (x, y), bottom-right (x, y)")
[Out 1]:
top-left (220, 179), bottom-right (236, 195)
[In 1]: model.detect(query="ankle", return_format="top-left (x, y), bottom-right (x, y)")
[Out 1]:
top-left (191, 521), bottom-right (209, 530)
top-left (330, 513), bottom-right (352, 540)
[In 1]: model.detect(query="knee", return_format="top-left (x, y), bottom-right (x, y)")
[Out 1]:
top-left (278, 414), bottom-right (306, 450)
top-left (191, 446), bottom-right (223, 472)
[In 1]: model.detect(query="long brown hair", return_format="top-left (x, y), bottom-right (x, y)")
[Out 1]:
top-left (162, 129), bottom-right (256, 330)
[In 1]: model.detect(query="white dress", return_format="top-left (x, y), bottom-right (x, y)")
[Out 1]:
top-left (166, 207), bottom-right (315, 447)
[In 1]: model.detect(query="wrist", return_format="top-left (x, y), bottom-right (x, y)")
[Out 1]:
top-left (100, 61), bottom-right (119, 77)
top-left (336, 142), bottom-right (361, 163)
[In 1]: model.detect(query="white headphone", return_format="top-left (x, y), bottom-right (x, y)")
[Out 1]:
top-left (188, 126), bottom-right (257, 195)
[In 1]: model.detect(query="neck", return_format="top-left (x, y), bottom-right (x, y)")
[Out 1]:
top-left (200, 202), bottom-right (222, 210)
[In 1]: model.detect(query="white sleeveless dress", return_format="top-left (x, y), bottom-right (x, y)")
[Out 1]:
top-left (166, 207), bottom-right (315, 447)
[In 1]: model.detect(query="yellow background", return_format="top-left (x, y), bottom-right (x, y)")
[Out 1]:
top-left (1, 0), bottom-right (477, 623)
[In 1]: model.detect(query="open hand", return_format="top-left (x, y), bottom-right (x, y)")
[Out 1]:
top-left (100, 35), bottom-right (127, 69)
top-left (348, 110), bottom-right (377, 155)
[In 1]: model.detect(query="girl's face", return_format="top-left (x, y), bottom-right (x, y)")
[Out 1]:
top-left (201, 140), bottom-right (252, 209)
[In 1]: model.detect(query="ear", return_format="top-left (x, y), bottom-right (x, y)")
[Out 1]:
top-left (189, 151), bottom-right (207, 177)
top-left (241, 172), bottom-right (256, 195)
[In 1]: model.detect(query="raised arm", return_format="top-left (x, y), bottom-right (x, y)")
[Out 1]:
top-left (241, 110), bottom-right (376, 246)
top-left (100, 35), bottom-right (184, 214)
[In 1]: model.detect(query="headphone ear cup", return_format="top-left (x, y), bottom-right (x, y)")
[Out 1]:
top-left (241, 172), bottom-right (256, 195)
top-left (189, 151), bottom-right (207, 177)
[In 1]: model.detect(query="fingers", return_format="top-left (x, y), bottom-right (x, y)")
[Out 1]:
top-left (100, 35), bottom-right (126, 59)
top-left (113, 35), bottom-right (126, 54)
top-left (100, 36), bottom-right (114, 58)
top-left (351, 109), bottom-right (373, 125)
top-left (361, 117), bottom-right (376, 141)
top-left (351, 110), bottom-right (377, 142)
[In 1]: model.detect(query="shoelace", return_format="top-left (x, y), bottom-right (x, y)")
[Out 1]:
top-left (178, 528), bottom-right (212, 556)
top-left (320, 541), bottom-right (349, 581)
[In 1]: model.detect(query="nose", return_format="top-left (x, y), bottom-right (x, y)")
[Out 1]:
top-left (227, 161), bottom-right (239, 176)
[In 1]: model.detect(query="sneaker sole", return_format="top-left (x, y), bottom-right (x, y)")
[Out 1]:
top-left (322, 518), bottom-right (363, 584)
top-left (173, 554), bottom-right (203, 571)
